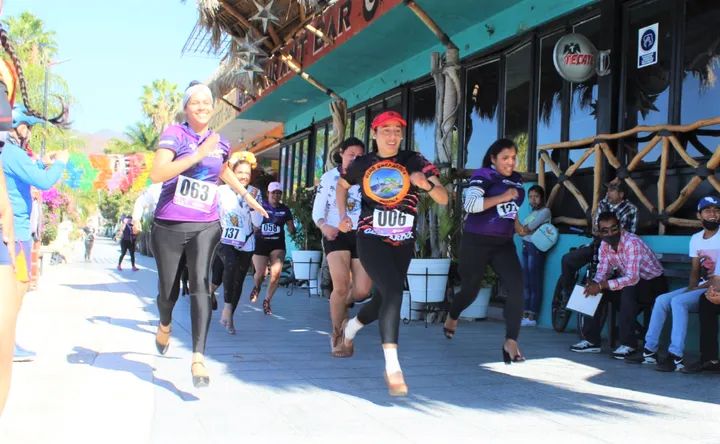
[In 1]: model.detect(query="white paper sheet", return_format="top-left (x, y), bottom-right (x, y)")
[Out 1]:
top-left (566, 284), bottom-right (602, 317)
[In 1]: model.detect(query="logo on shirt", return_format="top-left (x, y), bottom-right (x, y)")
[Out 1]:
top-left (363, 160), bottom-right (410, 206)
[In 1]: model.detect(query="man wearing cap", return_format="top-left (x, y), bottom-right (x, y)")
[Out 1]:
top-left (626, 196), bottom-right (720, 371)
top-left (559, 178), bottom-right (639, 301)
top-left (570, 211), bottom-right (667, 358)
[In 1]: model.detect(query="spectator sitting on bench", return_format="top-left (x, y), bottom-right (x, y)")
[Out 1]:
top-left (559, 179), bottom-right (638, 302)
top-left (683, 275), bottom-right (720, 373)
top-left (570, 211), bottom-right (668, 359)
top-left (626, 195), bottom-right (720, 371)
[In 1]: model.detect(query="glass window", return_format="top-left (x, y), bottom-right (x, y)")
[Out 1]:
top-left (411, 85), bottom-right (436, 162)
top-left (385, 94), bottom-right (403, 114)
top-left (353, 110), bottom-right (366, 145)
top-left (314, 126), bottom-right (327, 184)
top-left (537, 32), bottom-right (564, 147)
top-left (623, 0), bottom-right (673, 163)
top-left (569, 17), bottom-right (600, 147)
top-left (504, 43), bottom-right (532, 172)
top-left (464, 60), bottom-right (500, 169)
top-left (280, 145), bottom-right (288, 194)
top-left (681, 0), bottom-right (720, 158)
top-left (300, 138), bottom-right (309, 189)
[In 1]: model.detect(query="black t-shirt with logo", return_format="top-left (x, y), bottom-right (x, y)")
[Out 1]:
top-left (258, 202), bottom-right (293, 241)
top-left (342, 150), bottom-right (439, 246)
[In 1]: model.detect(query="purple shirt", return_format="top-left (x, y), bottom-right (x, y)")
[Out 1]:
top-left (154, 123), bottom-right (230, 222)
top-left (463, 167), bottom-right (525, 238)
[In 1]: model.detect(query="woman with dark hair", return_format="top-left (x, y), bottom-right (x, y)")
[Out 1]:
top-left (215, 153), bottom-right (262, 334)
top-left (444, 138), bottom-right (526, 363)
top-left (519, 185), bottom-right (551, 327)
top-left (336, 111), bottom-right (448, 395)
top-left (149, 81), bottom-right (267, 388)
top-left (312, 136), bottom-right (372, 357)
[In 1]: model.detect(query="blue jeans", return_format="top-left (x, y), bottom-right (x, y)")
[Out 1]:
top-left (644, 287), bottom-right (703, 357)
top-left (521, 241), bottom-right (545, 315)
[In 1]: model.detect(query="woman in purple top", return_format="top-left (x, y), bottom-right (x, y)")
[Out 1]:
top-left (444, 138), bottom-right (527, 364)
top-left (146, 81), bottom-right (267, 388)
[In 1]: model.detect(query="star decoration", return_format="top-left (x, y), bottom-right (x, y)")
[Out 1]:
top-left (237, 55), bottom-right (266, 85)
top-left (234, 33), bottom-right (267, 60)
top-left (250, 0), bottom-right (280, 34)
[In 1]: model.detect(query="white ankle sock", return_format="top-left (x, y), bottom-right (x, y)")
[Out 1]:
top-left (344, 317), bottom-right (363, 340)
top-left (383, 347), bottom-right (401, 374)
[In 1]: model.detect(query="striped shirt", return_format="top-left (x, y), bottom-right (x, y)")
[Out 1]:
top-left (594, 231), bottom-right (663, 291)
top-left (594, 198), bottom-right (638, 233)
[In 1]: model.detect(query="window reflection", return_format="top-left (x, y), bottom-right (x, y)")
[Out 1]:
top-left (569, 16), bottom-right (600, 164)
top-left (411, 85), bottom-right (436, 162)
top-left (353, 110), bottom-right (366, 146)
top-left (300, 139), bottom-right (308, 188)
top-left (504, 44), bottom-right (532, 172)
top-left (681, 0), bottom-right (720, 159)
top-left (537, 32), bottom-right (564, 148)
top-left (464, 60), bottom-right (500, 169)
top-left (314, 126), bottom-right (327, 184)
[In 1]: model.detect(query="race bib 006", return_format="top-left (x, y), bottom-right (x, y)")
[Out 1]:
top-left (220, 226), bottom-right (245, 248)
top-left (372, 209), bottom-right (414, 237)
top-left (496, 201), bottom-right (518, 219)
top-left (173, 175), bottom-right (217, 213)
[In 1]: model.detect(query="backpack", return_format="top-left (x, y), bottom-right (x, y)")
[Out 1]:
top-left (530, 222), bottom-right (559, 252)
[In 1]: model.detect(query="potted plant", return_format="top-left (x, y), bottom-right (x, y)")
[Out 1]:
top-left (286, 186), bottom-right (323, 295)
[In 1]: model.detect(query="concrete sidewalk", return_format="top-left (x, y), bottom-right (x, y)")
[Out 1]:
top-left (1, 238), bottom-right (719, 443)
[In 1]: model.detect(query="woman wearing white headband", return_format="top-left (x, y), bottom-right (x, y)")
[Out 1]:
top-left (144, 81), bottom-right (268, 388)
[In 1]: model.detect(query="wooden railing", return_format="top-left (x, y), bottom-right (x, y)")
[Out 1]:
top-left (537, 117), bottom-right (720, 234)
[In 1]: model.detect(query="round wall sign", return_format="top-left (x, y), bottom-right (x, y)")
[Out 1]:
top-left (553, 33), bottom-right (598, 83)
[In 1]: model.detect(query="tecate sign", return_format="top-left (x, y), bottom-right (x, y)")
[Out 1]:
top-left (553, 33), bottom-right (598, 82)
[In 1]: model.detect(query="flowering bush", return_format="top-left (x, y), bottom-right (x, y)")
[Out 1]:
top-left (41, 187), bottom-right (70, 245)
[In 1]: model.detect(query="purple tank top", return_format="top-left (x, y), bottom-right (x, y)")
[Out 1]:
top-left (153, 123), bottom-right (230, 222)
top-left (463, 167), bottom-right (525, 238)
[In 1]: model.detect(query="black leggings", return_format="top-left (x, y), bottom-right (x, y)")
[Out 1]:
top-left (211, 251), bottom-right (224, 287)
top-left (151, 219), bottom-right (221, 354)
top-left (216, 244), bottom-right (253, 314)
top-left (449, 232), bottom-right (524, 341)
top-left (119, 240), bottom-right (135, 266)
top-left (356, 235), bottom-right (414, 344)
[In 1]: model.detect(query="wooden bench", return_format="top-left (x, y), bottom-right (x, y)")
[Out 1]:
top-left (608, 252), bottom-right (692, 347)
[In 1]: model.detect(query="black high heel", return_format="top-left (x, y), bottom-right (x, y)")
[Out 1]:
top-left (502, 347), bottom-right (512, 365)
top-left (443, 327), bottom-right (456, 339)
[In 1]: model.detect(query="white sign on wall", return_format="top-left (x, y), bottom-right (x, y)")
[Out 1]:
top-left (638, 23), bottom-right (659, 68)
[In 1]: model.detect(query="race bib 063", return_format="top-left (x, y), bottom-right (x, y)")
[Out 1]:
top-left (173, 175), bottom-right (218, 213)
top-left (372, 209), bottom-right (414, 237)
top-left (220, 226), bottom-right (245, 248)
top-left (496, 202), bottom-right (518, 219)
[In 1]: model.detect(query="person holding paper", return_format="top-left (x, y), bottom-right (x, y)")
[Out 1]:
top-left (570, 211), bottom-right (666, 359)
top-left (626, 196), bottom-right (720, 371)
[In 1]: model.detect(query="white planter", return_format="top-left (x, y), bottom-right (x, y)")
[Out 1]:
top-left (291, 250), bottom-right (322, 280)
top-left (308, 278), bottom-right (320, 296)
top-left (401, 291), bottom-right (423, 320)
top-left (460, 287), bottom-right (492, 320)
top-left (407, 258), bottom-right (451, 304)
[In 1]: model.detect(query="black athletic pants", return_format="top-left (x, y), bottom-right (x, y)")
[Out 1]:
top-left (356, 235), bottom-right (414, 344)
top-left (118, 239), bottom-right (136, 267)
top-left (152, 219), bottom-right (221, 354)
top-left (449, 232), bottom-right (524, 341)
top-left (699, 294), bottom-right (720, 362)
top-left (215, 244), bottom-right (253, 314)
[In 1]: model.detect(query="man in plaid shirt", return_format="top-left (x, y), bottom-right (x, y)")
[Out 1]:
top-left (570, 211), bottom-right (667, 359)
top-left (560, 180), bottom-right (638, 298)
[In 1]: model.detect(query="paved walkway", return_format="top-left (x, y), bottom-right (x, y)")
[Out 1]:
top-left (0, 238), bottom-right (718, 443)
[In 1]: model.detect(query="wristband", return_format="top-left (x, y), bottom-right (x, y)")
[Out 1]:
top-left (425, 181), bottom-right (436, 192)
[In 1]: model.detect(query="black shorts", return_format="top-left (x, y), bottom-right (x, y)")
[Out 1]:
top-left (254, 237), bottom-right (286, 257)
top-left (322, 230), bottom-right (358, 259)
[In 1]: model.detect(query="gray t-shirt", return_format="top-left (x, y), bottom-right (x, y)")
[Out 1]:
top-left (521, 207), bottom-right (551, 243)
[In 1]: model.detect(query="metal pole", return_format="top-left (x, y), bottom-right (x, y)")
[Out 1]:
top-left (41, 61), bottom-right (49, 157)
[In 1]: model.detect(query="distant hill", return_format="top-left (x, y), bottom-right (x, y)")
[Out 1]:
top-left (78, 129), bottom-right (126, 154)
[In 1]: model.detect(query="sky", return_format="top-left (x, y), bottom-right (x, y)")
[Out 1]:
top-left (3, 0), bottom-right (220, 134)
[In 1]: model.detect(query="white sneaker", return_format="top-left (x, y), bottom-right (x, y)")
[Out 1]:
top-left (521, 318), bottom-right (537, 327)
top-left (570, 340), bottom-right (601, 353)
top-left (611, 345), bottom-right (636, 360)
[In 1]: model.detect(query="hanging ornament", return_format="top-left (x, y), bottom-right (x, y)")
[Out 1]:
top-left (234, 33), bottom-right (267, 60)
top-left (237, 55), bottom-right (266, 85)
top-left (297, 0), bottom-right (320, 12)
top-left (250, 0), bottom-right (280, 34)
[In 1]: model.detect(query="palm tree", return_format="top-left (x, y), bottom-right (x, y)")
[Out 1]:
top-left (140, 80), bottom-right (182, 134)
top-left (2, 12), bottom-right (57, 64)
top-left (125, 121), bottom-right (159, 152)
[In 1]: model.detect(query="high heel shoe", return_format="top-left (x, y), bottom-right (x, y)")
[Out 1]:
top-left (262, 299), bottom-right (272, 315)
top-left (384, 371), bottom-right (408, 397)
top-left (443, 318), bottom-right (457, 339)
top-left (337, 318), bottom-right (354, 357)
top-left (191, 360), bottom-right (210, 388)
top-left (502, 341), bottom-right (525, 365)
top-left (155, 324), bottom-right (171, 355)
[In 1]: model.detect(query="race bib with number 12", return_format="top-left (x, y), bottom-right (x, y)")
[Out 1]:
top-left (496, 201), bottom-right (519, 219)
top-left (173, 175), bottom-right (218, 213)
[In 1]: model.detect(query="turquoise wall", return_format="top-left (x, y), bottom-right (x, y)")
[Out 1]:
top-left (284, 0), bottom-right (596, 132)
